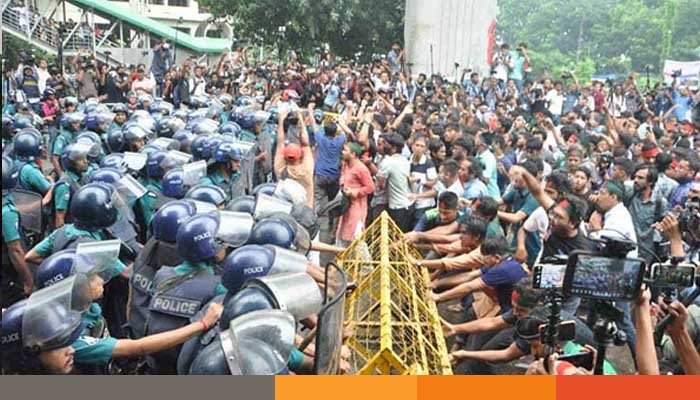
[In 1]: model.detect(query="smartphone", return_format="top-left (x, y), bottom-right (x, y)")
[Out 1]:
top-left (650, 263), bottom-right (696, 288)
top-left (532, 264), bottom-right (567, 289)
top-left (563, 252), bottom-right (646, 301)
top-left (539, 320), bottom-right (576, 343)
top-left (557, 351), bottom-right (594, 371)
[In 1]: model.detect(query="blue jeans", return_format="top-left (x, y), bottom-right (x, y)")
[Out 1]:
top-left (615, 300), bottom-right (637, 359)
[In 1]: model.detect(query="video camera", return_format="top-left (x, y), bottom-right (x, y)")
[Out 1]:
top-left (670, 197), bottom-right (700, 244)
top-left (19, 51), bottom-right (35, 66)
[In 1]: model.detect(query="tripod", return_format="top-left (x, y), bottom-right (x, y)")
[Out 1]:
top-left (589, 301), bottom-right (627, 375)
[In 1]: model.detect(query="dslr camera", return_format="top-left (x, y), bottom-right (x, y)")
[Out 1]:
top-left (670, 197), bottom-right (700, 244)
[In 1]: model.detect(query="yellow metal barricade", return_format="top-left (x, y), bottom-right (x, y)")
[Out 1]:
top-left (336, 212), bottom-right (452, 375)
top-left (322, 112), bottom-right (340, 125)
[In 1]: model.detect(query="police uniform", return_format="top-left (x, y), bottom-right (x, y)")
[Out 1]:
top-left (51, 128), bottom-right (77, 158)
top-left (17, 161), bottom-right (52, 195)
top-left (72, 303), bottom-right (118, 369)
top-left (32, 224), bottom-right (127, 277)
top-left (1, 193), bottom-right (26, 307)
top-left (239, 129), bottom-right (257, 143)
top-left (200, 170), bottom-right (239, 200)
top-left (145, 261), bottom-right (225, 374)
top-left (54, 170), bottom-right (83, 219)
top-left (138, 179), bottom-right (162, 231)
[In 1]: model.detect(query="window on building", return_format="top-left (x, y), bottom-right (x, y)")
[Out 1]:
top-left (172, 26), bottom-right (190, 35)
top-left (206, 29), bottom-right (222, 38)
top-left (168, 0), bottom-right (189, 7)
top-left (148, 0), bottom-right (165, 5)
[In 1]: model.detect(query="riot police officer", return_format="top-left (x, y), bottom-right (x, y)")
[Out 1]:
top-left (129, 200), bottom-right (196, 339)
top-left (2, 156), bottom-right (33, 307)
top-left (1, 297), bottom-right (83, 374)
top-left (30, 246), bottom-right (223, 374)
top-left (54, 143), bottom-right (93, 228)
top-left (111, 103), bottom-right (129, 131)
top-left (137, 150), bottom-right (169, 226)
top-left (200, 142), bottom-right (243, 200)
top-left (51, 112), bottom-right (84, 175)
top-left (14, 128), bottom-right (55, 203)
top-left (145, 211), bottom-right (247, 373)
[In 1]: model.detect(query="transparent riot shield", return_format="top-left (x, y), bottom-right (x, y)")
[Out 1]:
top-left (167, 150), bottom-right (194, 167)
top-left (245, 272), bottom-right (322, 320)
top-left (254, 194), bottom-right (293, 220)
top-left (73, 240), bottom-right (122, 281)
top-left (220, 309), bottom-right (296, 375)
top-left (266, 245), bottom-right (308, 275)
top-left (273, 179), bottom-right (308, 208)
top-left (151, 137), bottom-right (180, 151)
top-left (123, 152), bottom-right (148, 172)
top-left (21, 274), bottom-right (92, 350)
top-left (217, 211), bottom-right (255, 248)
top-left (182, 160), bottom-right (208, 187)
top-left (11, 188), bottom-right (43, 233)
top-left (191, 200), bottom-right (218, 214)
top-left (313, 262), bottom-right (348, 375)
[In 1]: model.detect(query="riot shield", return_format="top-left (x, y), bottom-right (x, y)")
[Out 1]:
top-left (221, 309), bottom-right (296, 375)
top-left (266, 245), bottom-right (309, 275)
top-left (245, 272), bottom-right (323, 320)
top-left (123, 152), bottom-right (148, 172)
top-left (313, 262), bottom-right (348, 375)
top-left (11, 188), bottom-right (43, 233)
top-left (273, 179), bottom-right (308, 208)
top-left (254, 194), bottom-right (293, 220)
top-left (167, 150), bottom-right (194, 167)
top-left (182, 160), bottom-right (208, 187)
top-left (151, 137), bottom-right (181, 151)
top-left (73, 240), bottom-right (122, 281)
top-left (267, 212), bottom-right (312, 254)
top-left (217, 211), bottom-right (255, 248)
top-left (21, 276), bottom-right (89, 351)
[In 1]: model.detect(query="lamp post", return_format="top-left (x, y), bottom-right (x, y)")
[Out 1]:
top-left (174, 16), bottom-right (183, 63)
top-left (277, 25), bottom-right (286, 66)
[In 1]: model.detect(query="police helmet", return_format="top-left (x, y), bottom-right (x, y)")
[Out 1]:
top-left (220, 286), bottom-right (274, 328)
top-left (111, 103), bottom-right (129, 115)
top-left (225, 195), bottom-right (255, 214)
top-left (88, 167), bottom-right (123, 185)
top-left (100, 153), bottom-right (128, 174)
top-left (145, 150), bottom-right (168, 179)
top-left (70, 183), bottom-right (119, 230)
top-left (106, 129), bottom-right (126, 153)
top-left (248, 218), bottom-right (295, 249)
top-left (152, 199), bottom-right (197, 244)
top-left (13, 128), bottom-right (43, 161)
top-left (34, 249), bottom-right (77, 289)
top-left (213, 142), bottom-right (243, 164)
top-left (185, 185), bottom-right (227, 207)
top-left (175, 212), bottom-right (220, 262)
top-left (172, 130), bottom-right (195, 153)
top-left (161, 169), bottom-right (188, 199)
top-left (191, 135), bottom-right (213, 161)
top-left (252, 182), bottom-right (276, 197)
top-left (221, 245), bottom-right (275, 294)
top-left (219, 121), bottom-right (242, 137)
top-left (12, 115), bottom-right (34, 130)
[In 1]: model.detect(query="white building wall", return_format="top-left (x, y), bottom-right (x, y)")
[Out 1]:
top-left (404, 0), bottom-right (498, 78)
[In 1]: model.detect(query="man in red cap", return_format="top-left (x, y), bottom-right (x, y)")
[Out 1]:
top-left (274, 108), bottom-right (315, 209)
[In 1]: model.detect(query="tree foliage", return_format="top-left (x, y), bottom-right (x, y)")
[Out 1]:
top-left (497, 0), bottom-right (700, 81)
top-left (199, 0), bottom-right (404, 60)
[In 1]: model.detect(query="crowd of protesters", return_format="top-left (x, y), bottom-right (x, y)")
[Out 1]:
top-left (1, 35), bottom-right (700, 376)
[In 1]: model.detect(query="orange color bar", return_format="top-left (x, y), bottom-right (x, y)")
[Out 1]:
top-left (418, 376), bottom-right (556, 400)
top-left (275, 376), bottom-right (418, 400)
top-left (557, 376), bottom-right (700, 400)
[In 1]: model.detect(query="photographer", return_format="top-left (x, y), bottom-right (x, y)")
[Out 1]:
top-left (151, 38), bottom-right (174, 96)
top-left (15, 61), bottom-right (42, 114)
top-left (71, 50), bottom-right (99, 101)
top-left (105, 65), bottom-right (129, 104)
top-left (628, 164), bottom-right (667, 265)
top-left (508, 43), bottom-right (530, 92)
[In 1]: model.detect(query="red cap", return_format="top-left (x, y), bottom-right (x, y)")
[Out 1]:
top-left (641, 146), bottom-right (660, 158)
top-left (284, 144), bottom-right (303, 162)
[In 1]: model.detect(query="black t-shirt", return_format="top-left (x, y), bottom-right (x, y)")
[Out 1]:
top-left (542, 230), bottom-right (596, 259)
top-left (105, 71), bottom-right (125, 103)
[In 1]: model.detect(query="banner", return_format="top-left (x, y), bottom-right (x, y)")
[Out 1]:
top-left (663, 60), bottom-right (700, 86)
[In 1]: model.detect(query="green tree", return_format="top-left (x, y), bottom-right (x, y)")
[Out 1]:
top-left (497, 0), bottom-right (700, 81)
top-left (199, 0), bottom-right (404, 60)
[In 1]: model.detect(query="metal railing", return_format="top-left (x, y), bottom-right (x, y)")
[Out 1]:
top-left (2, 5), bottom-right (121, 53)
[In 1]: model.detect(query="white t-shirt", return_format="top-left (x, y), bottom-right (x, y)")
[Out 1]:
top-left (546, 89), bottom-right (564, 116)
top-left (523, 207), bottom-right (550, 264)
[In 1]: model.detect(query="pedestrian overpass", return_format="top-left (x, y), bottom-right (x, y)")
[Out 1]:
top-left (2, 0), bottom-right (231, 67)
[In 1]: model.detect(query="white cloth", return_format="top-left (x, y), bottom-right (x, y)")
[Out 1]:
top-left (546, 89), bottom-right (564, 116)
top-left (603, 202), bottom-right (638, 257)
